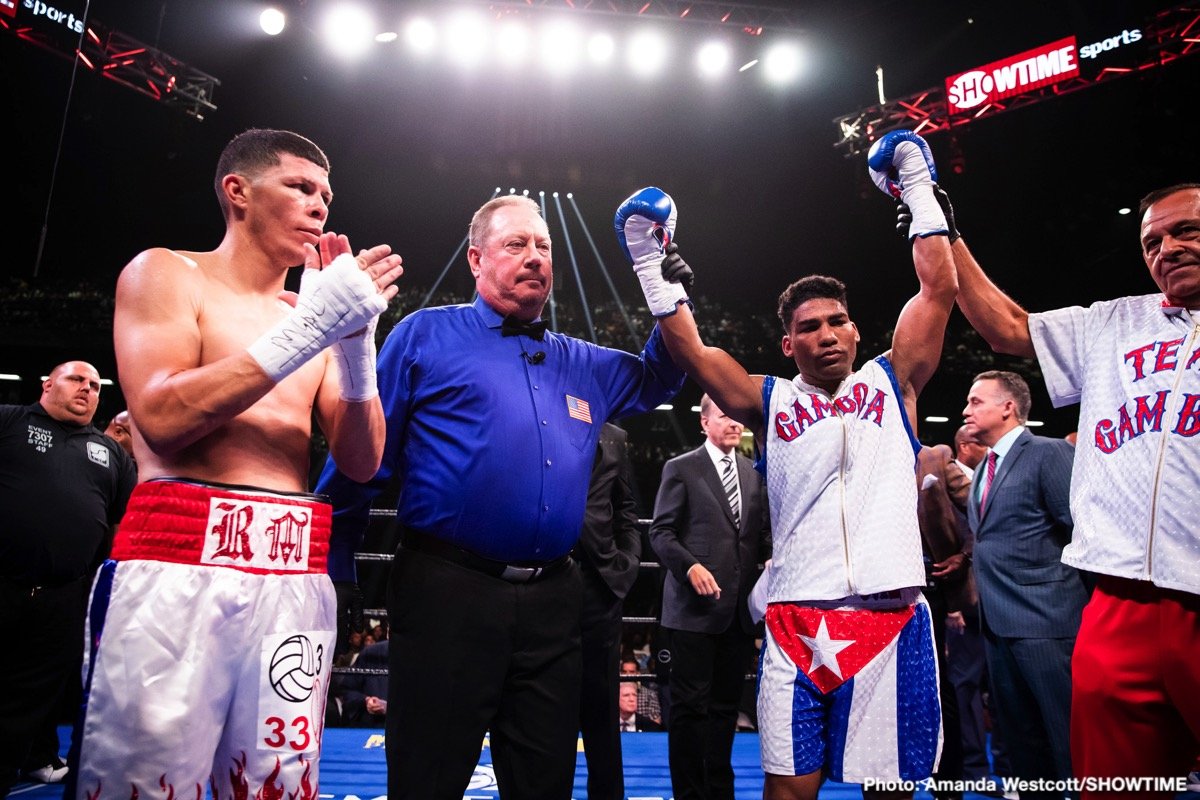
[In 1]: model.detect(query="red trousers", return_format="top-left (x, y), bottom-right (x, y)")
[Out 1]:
top-left (1072, 575), bottom-right (1200, 799)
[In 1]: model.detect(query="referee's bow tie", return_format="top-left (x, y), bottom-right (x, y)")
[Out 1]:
top-left (501, 316), bottom-right (547, 341)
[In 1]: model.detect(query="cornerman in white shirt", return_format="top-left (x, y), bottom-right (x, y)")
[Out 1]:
top-left (925, 180), bottom-right (1200, 800)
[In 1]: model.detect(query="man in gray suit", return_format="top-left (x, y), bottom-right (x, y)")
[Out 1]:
top-left (962, 370), bottom-right (1088, 799)
top-left (651, 394), bottom-right (770, 800)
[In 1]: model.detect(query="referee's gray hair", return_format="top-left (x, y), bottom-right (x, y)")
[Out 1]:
top-left (469, 196), bottom-right (543, 249)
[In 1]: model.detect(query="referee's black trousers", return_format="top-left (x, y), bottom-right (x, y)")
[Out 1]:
top-left (385, 546), bottom-right (582, 800)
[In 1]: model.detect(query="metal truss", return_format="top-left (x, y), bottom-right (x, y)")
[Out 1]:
top-left (1, 14), bottom-right (218, 119)
top-left (477, 0), bottom-right (807, 33)
top-left (831, 3), bottom-right (1200, 157)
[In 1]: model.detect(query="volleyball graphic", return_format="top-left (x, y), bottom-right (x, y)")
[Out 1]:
top-left (268, 634), bottom-right (323, 702)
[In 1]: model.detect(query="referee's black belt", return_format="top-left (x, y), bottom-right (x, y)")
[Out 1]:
top-left (400, 528), bottom-right (570, 584)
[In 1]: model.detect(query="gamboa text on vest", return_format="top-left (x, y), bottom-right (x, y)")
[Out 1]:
top-left (773, 383), bottom-right (888, 441)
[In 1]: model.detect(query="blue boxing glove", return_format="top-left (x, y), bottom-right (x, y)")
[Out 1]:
top-left (614, 187), bottom-right (688, 316)
top-left (867, 130), bottom-right (948, 239)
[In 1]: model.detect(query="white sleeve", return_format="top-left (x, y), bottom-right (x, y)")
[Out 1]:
top-left (1028, 305), bottom-right (1091, 407)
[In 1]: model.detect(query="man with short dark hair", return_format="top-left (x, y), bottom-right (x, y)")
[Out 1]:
top-left (74, 128), bottom-right (403, 798)
top-left (613, 127), bottom-right (957, 799)
top-left (961, 370), bottom-right (1083, 798)
top-left (0, 361), bottom-right (136, 795)
top-left (944, 182), bottom-right (1200, 797)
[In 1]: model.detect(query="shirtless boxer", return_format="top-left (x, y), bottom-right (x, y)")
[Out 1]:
top-left (71, 129), bottom-right (403, 799)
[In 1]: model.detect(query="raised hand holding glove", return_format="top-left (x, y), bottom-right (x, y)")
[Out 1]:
top-left (661, 242), bottom-right (694, 295)
top-left (895, 185), bottom-right (961, 243)
top-left (614, 187), bottom-right (688, 316)
top-left (867, 130), bottom-right (948, 239)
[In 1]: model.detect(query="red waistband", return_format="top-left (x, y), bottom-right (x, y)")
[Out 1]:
top-left (112, 480), bottom-right (330, 575)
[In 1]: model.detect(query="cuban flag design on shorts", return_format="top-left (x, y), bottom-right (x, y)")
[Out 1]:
top-left (760, 602), bottom-right (941, 783)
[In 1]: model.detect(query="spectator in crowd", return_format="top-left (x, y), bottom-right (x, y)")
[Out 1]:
top-left (618, 683), bottom-right (663, 733)
top-left (621, 656), bottom-right (663, 727)
top-left (340, 639), bottom-right (390, 728)
top-left (102, 410), bottom-right (134, 459)
top-left (0, 361), bottom-right (136, 794)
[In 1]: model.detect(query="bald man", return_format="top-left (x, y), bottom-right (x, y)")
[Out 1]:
top-left (103, 410), bottom-right (133, 458)
top-left (0, 361), bottom-right (136, 793)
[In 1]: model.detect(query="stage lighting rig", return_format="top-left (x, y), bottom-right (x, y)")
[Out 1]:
top-left (466, 0), bottom-right (806, 33)
top-left (1, 7), bottom-right (218, 120)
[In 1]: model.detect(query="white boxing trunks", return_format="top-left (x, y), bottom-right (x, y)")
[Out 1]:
top-left (73, 478), bottom-right (337, 800)
top-left (758, 590), bottom-right (942, 784)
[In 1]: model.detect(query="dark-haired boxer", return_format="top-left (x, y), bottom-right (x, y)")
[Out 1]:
top-left (73, 128), bottom-right (403, 799)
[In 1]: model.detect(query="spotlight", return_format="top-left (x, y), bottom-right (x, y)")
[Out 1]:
top-left (496, 21), bottom-right (530, 67)
top-left (1118, 207), bottom-right (1132, 215)
top-left (323, 5), bottom-right (375, 59)
top-left (375, 31), bottom-right (398, 43)
top-left (446, 10), bottom-right (488, 68)
top-left (405, 17), bottom-right (437, 57)
top-left (260, 7), bottom-right (285, 36)
top-left (627, 30), bottom-right (669, 78)
top-left (587, 32), bottom-right (615, 65)
top-left (763, 42), bottom-right (802, 84)
top-left (696, 40), bottom-right (730, 79)
top-left (540, 21), bottom-right (582, 75)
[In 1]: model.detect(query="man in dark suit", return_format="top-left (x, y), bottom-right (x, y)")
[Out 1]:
top-left (962, 370), bottom-right (1088, 799)
top-left (339, 640), bottom-right (390, 728)
top-left (576, 422), bottom-right (642, 800)
top-left (618, 683), bottom-right (664, 733)
top-left (651, 394), bottom-right (770, 800)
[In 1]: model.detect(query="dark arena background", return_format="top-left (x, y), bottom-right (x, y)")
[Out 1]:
top-left (4, 0), bottom-right (1199, 797)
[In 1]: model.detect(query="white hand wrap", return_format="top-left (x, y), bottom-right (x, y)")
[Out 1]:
top-left (331, 315), bottom-right (379, 402)
top-left (247, 253), bottom-right (386, 384)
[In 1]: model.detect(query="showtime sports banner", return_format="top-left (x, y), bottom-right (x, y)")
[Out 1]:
top-left (944, 36), bottom-right (1080, 114)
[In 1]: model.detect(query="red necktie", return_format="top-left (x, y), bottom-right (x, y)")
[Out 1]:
top-left (980, 450), bottom-right (998, 512)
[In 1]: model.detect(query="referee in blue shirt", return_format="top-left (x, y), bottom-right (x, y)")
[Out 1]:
top-left (317, 194), bottom-right (685, 799)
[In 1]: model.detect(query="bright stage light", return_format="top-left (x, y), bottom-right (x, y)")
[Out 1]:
top-left (627, 30), bottom-right (669, 78)
top-left (323, 5), bottom-right (375, 59)
top-left (260, 7), bottom-right (285, 36)
top-left (696, 40), bottom-right (730, 79)
top-left (763, 42), bottom-right (802, 84)
top-left (405, 17), bottom-right (437, 57)
top-left (496, 21), bottom-right (530, 67)
top-left (375, 31), bottom-right (398, 43)
top-left (446, 11), bottom-right (488, 68)
top-left (540, 21), bottom-right (582, 75)
top-left (587, 32), bottom-right (615, 65)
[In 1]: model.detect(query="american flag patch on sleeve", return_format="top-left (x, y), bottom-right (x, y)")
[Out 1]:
top-left (565, 395), bottom-right (593, 424)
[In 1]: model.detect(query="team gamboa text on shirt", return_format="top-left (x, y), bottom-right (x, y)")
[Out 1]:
top-left (1097, 335), bottom-right (1200, 453)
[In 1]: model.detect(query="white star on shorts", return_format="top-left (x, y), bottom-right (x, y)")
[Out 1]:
top-left (799, 616), bottom-right (855, 678)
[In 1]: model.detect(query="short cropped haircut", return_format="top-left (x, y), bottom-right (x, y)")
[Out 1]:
top-left (214, 129), bottom-right (329, 218)
top-left (1138, 183), bottom-right (1200, 217)
top-left (974, 370), bottom-right (1032, 423)
top-left (777, 275), bottom-right (848, 332)
top-left (469, 195), bottom-right (542, 248)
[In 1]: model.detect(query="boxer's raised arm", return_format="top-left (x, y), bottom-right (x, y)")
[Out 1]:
top-left (614, 187), bottom-right (764, 437)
